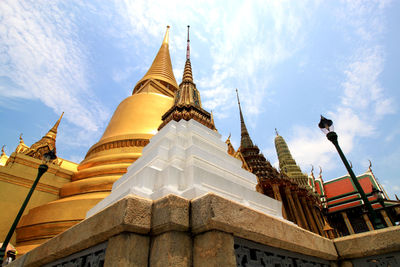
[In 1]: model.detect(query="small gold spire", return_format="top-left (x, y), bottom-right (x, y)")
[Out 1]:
top-left (210, 110), bottom-right (217, 131)
top-left (24, 113), bottom-right (63, 160)
top-left (15, 133), bottom-right (29, 153)
top-left (0, 145), bottom-right (8, 166)
top-left (45, 112), bottom-right (64, 140)
top-left (275, 128), bottom-right (279, 136)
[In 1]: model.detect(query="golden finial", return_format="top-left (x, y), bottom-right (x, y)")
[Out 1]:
top-left (275, 128), bottom-right (279, 136)
top-left (319, 166), bottom-right (322, 175)
top-left (19, 133), bottom-right (23, 141)
top-left (228, 133), bottom-right (231, 140)
top-left (368, 159), bottom-right (372, 171)
top-left (163, 25), bottom-right (170, 44)
top-left (310, 165), bottom-right (314, 174)
top-left (1, 145), bottom-right (5, 156)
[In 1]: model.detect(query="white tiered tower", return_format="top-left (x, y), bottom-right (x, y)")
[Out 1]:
top-left (87, 119), bottom-right (282, 218)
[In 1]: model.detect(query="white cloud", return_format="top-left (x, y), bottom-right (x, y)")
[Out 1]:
top-left (287, 1), bottom-right (395, 176)
top-left (0, 1), bottom-right (108, 132)
top-left (112, 0), bottom-right (319, 123)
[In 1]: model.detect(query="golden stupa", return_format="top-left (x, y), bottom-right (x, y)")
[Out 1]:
top-left (15, 26), bottom-right (178, 254)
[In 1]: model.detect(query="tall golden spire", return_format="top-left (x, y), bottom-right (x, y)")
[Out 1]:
top-left (24, 112), bottom-right (63, 160)
top-left (236, 89), bottom-right (254, 149)
top-left (274, 131), bottom-right (309, 187)
top-left (15, 27), bottom-right (179, 254)
top-left (133, 26), bottom-right (178, 95)
top-left (159, 26), bottom-right (215, 131)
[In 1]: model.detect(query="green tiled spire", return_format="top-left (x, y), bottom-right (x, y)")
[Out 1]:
top-left (274, 130), bottom-right (309, 187)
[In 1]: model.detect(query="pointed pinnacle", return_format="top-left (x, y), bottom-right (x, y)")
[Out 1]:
top-left (163, 25), bottom-right (170, 44)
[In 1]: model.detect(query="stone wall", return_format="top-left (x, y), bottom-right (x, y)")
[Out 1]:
top-left (8, 193), bottom-right (400, 267)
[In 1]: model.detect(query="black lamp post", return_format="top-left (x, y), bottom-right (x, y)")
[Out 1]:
top-left (372, 187), bottom-right (394, 226)
top-left (318, 115), bottom-right (385, 230)
top-left (0, 150), bottom-right (57, 264)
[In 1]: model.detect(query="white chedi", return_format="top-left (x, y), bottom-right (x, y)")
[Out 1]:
top-left (87, 119), bottom-right (282, 218)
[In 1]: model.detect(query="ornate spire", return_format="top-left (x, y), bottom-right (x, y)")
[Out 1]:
top-left (274, 131), bottom-right (309, 187)
top-left (159, 26), bottom-right (215, 131)
top-left (133, 26), bottom-right (178, 95)
top-left (236, 89), bottom-right (254, 149)
top-left (182, 26), bottom-right (193, 83)
top-left (24, 113), bottom-right (63, 161)
top-left (45, 112), bottom-right (64, 140)
top-left (0, 145), bottom-right (8, 166)
top-left (15, 133), bottom-right (29, 153)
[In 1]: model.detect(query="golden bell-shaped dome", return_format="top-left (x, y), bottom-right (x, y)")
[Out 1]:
top-left (16, 27), bottom-right (178, 254)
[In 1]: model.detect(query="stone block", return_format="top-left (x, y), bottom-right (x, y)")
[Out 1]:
top-left (191, 193), bottom-right (337, 261)
top-left (150, 231), bottom-right (192, 267)
top-left (9, 195), bottom-right (152, 267)
top-left (104, 233), bottom-right (149, 267)
top-left (151, 194), bottom-right (190, 235)
top-left (334, 226), bottom-right (400, 259)
top-left (339, 261), bottom-right (353, 267)
top-left (193, 230), bottom-right (236, 267)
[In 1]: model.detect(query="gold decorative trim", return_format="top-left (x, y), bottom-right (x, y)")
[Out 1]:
top-left (0, 173), bottom-right (59, 195)
top-left (86, 138), bottom-right (150, 158)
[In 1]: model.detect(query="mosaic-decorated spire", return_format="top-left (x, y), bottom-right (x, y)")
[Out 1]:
top-left (159, 26), bottom-right (215, 131)
top-left (274, 131), bottom-right (309, 187)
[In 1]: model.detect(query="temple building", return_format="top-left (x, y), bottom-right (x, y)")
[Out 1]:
top-left (1, 26), bottom-right (400, 264)
top-left (313, 165), bottom-right (400, 236)
top-left (225, 90), bottom-right (330, 237)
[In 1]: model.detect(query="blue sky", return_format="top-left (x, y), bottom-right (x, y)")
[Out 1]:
top-left (1, 1), bottom-right (399, 197)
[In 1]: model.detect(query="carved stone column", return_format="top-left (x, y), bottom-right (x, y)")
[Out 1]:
top-left (284, 187), bottom-right (301, 226)
top-left (341, 212), bottom-right (355, 235)
top-left (380, 210), bottom-right (393, 226)
top-left (308, 199), bottom-right (324, 235)
top-left (362, 214), bottom-right (374, 231)
top-left (292, 191), bottom-right (310, 231)
top-left (272, 183), bottom-right (287, 219)
top-left (301, 197), bottom-right (320, 234)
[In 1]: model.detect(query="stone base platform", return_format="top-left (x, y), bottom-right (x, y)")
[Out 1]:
top-left (9, 194), bottom-right (400, 267)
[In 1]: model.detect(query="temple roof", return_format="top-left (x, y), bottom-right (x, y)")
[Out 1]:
top-left (133, 26), bottom-right (178, 94)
